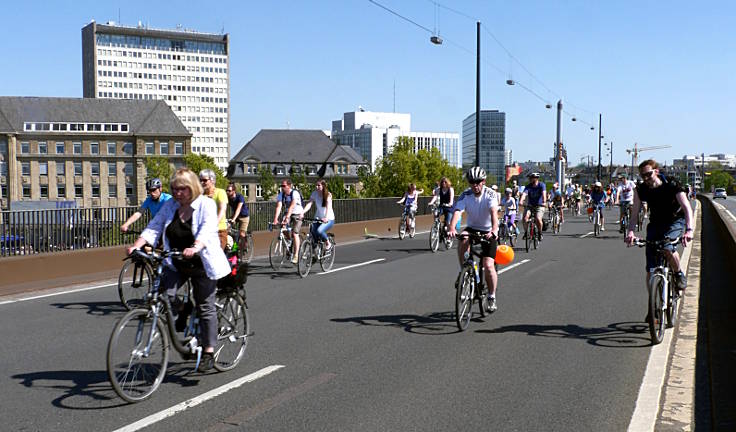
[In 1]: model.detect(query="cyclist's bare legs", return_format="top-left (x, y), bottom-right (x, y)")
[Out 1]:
top-left (456, 235), bottom-right (470, 267)
top-left (535, 212), bottom-right (543, 235)
top-left (483, 256), bottom-right (497, 297)
top-left (663, 249), bottom-right (682, 273)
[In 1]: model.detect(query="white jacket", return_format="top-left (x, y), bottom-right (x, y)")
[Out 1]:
top-left (141, 195), bottom-right (230, 280)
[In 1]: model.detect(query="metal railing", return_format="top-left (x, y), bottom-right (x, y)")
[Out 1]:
top-left (0, 197), bottom-right (433, 257)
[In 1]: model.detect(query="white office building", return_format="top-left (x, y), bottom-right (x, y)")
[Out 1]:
top-left (331, 109), bottom-right (460, 169)
top-left (82, 21), bottom-right (230, 169)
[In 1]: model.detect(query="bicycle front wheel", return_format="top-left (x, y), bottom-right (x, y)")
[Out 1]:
top-left (398, 216), bottom-right (406, 240)
top-left (107, 309), bottom-right (169, 403)
top-left (238, 234), bottom-right (254, 263)
top-left (213, 292), bottom-right (250, 372)
top-left (648, 275), bottom-right (666, 345)
top-left (455, 267), bottom-right (475, 331)
top-left (320, 235), bottom-right (336, 271)
top-left (297, 240), bottom-right (313, 278)
top-left (269, 237), bottom-right (285, 271)
top-left (118, 261), bottom-right (153, 311)
top-left (429, 222), bottom-right (440, 252)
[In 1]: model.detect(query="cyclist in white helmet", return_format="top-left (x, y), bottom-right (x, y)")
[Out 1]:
top-left (448, 167), bottom-right (500, 312)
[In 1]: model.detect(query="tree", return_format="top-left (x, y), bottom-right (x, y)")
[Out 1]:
top-left (327, 176), bottom-right (351, 199)
top-left (183, 153), bottom-right (228, 189)
top-left (704, 169), bottom-right (734, 191)
top-left (144, 156), bottom-right (175, 193)
top-left (258, 164), bottom-right (278, 201)
top-left (289, 163), bottom-right (314, 199)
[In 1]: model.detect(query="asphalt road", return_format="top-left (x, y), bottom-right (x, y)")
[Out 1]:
top-left (1, 208), bottom-right (661, 431)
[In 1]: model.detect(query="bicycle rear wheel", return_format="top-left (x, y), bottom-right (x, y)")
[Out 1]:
top-left (118, 261), bottom-right (153, 311)
top-left (320, 234), bottom-right (336, 271)
top-left (107, 309), bottom-right (169, 403)
top-left (297, 240), bottom-right (313, 278)
top-left (429, 221), bottom-right (440, 252)
top-left (648, 274), bottom-right (666, 345)
top-left (525, 226), bottom-right (531, 253)
top-left (238, 234), bottom-right (254, 263)
top-left (666, 273), bottom-right (680, 329)
top-left (398, 215), bottom-right (406, 240)
top-left (213, 292), bottom-right (249, 372)
top-left (455, 267), bottom-right (475, 331)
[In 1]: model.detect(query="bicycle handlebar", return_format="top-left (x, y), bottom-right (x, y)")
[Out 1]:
top-left (130, 248), bottom-right (182, 262)
top-left (457, 231), bottom-right (496, 243)
top-left (631, 237), bottom-right (681, 248)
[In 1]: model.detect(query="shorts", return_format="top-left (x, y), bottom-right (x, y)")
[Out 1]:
top-left (525, 206), bottom-right (544, 219)
top-left (463, 227), bottom-right (497, 259)
top-left (289, 214), bottom-right (303, 233)
top-left (645, 218), bottom-right (685, 271)
top-left (218, 229), bottom-right (227, 250)
top-left (237, 216), bottom-right (250, 233)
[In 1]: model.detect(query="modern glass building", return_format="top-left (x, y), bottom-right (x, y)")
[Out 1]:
top-left (82, 21), bottom-right (230, 169)
top-left (462, 110), bottom-right (506, 183)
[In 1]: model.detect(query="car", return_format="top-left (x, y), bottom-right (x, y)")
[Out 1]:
top-left (714, 188), bottom-right (727, 199)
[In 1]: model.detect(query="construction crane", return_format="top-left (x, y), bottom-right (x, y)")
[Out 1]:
top-left (626, 143), bottom-right (672, 175)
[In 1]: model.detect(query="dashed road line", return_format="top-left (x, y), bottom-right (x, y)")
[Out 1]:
top-left (111, 365), bottom-right (285, 432)
top-left (317, 258), bottom-right (386, 275)
top-left (497, 258), bottom-right (531, 274)
top-left (0, 281), bottom-right (118, 306)
top-left (579, 232), bottom-right (594, 238)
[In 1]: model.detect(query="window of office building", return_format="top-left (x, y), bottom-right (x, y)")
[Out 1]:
top-left (256, 184), bottom-right (262, 198)
top-left (56, 142), bottom-right (65, 154)
top-left (125, 183), bottom-right (134, 198)
top-left (22, 185), bottom-right (31, 198)
top-left (39, 162), bottom-right (48, 176)
top-left (124, 162), bottom-right (133, 176)
top-left (74, 162), bottom-right (82, 176)
top-left (40, 185), bottom-right (48, 198)
top-left (107, 142), bottom-right (116, 155)
top-left (91, 162), bottom-right (100, 176)
top-left (174, 142), bottom-right (183, 155)
top-left (0, 161), bottom-right (6, 176)
top-left (20, 142), bottom-right (29, 154)
top-left (73, 142), bottom-right (82, 154)
top-left (21, 162), bottom-right (30, 175)
top-left (91, 185), bottom-right (100, 198)
top-left (38, 142), bottom-right (47, 154)
top-left (160, 142), bottom-right (169, 154)
top-left (56, 162), bottom-right (65, 176)
top-left (90, 142), bottom-right (99, 155)
top-left (145, 142), bottom-right (154, 155)
top-left (75, 185), bottom-right (83, 197)
top-left (57, 184), bottom-right (66, 198)
top-left (122, 142), bottom-right (133, 155)
top-left (108, 184), bottom-right (117, 197)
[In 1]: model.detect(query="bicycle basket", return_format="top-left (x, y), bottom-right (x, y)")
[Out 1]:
top-left (217, 262), bottom-right (248, 292)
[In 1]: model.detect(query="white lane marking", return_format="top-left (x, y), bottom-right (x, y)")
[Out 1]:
top-left (0, 282), bottom-right (118, 306)
top-left (112, 365), bottom-right (284, 432)
top-left (497, 258), bottom-right (531, 274)
top-left (579, 232), bottom-right (594, 238)
top-left (317, 258), bottom-right (386, 275)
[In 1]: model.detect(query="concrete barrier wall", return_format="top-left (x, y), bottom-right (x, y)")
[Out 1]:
top-left (0, 215), bottom-right (434, 297)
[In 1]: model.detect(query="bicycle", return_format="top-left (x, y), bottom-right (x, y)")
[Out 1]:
top-left (632, 237), bottom-right (682, 345)
top-left (619, 202), bottom-right (632, 234)
top-left (398, 206), bottom-right (416, 240)
top-left (636, 206), bottom-right (646, 232)
top-left (497, 214), bottom-right (516, 248)
top-left (524, 206), bottom-right (541, 253)
top-left (107, 249), bottom-right (250, 402)
top-left (454, 232), bottom-right (495, 331)
top-left (227, 221), bottom-right (254, 264)
top-left (550, 205), bottom-right (562, 234)
top-left (296, 218), bottom-right (337, 277)
top-left (429, 205), bottom-right (454, 252)
top-left (118, 231), bottom-right (156, 310)
top-left (591, 204), bottom-right (603, 237)
top-left (268, 222), bottom-right (297, 271)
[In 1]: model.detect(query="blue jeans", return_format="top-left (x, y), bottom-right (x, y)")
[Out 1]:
top-left (645, 218), bottom-right (685, 271)
top-left (310, 219), bottom-right (334, 242)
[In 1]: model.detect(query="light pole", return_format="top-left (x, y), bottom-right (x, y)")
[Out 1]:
top-left (555, 100), bottom-right (563, 187)
top-left (597, 114), bottom-right (602, 181)
top-left (609, 141), bottom-right (613, 182)
top-left (475, 21), bottom-right (480, 168)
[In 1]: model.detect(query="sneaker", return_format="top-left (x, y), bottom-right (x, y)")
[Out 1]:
top-left (291, 255), bottom-right (298, 264)
top-left (487, 296), bottom-right (497, 313)
top-left (198, 352), bottom-right (215, 372)
top-left (600, 225), bottom-right (605, 231)
top-left (325, 240), bottom-right (333, 251)
top-left (675, 271), bottom-right (687, 291)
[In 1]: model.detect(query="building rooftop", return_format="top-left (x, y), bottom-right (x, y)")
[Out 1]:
top-left (87, 21), bottom-right (228, 43)
top-left (231, 129), bottom-right (366, 164)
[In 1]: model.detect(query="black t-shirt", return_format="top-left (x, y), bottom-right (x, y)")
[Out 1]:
top-left (636, 175), bottom-right (686, 224)
top-left (166, 209), bottom-right (204, 275)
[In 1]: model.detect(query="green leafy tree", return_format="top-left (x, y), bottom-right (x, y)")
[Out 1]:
top-left (258, 164), bottom-right (278, 201)
top-left (357, 166), bottom-right (380, 198)
top-left (704, 169), bottom-right (734, 191)
top-left (290, 163), bottom-right (314, 199)
top-left (327, 176), bottom-right (351, 199)
top-left (183, 153), bottom-right (227, 189)
top-left (144, 156), bottom-right (175, 193)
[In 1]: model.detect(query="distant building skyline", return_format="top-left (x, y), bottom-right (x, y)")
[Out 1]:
top-left (462, 110), bottom-right (506, 183)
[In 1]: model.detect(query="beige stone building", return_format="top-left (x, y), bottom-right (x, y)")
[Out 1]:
top-left (0, 96), bottom-right (191, 209)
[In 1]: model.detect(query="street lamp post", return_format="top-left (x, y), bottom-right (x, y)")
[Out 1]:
top-left (556, 100), bottom-right (563, 187)
top-left (475, 21), bottom-right (480, 168)
top-left (609, 141), bottom-right (613, 183)
top-left (597, 114), bottom-right (602, 181)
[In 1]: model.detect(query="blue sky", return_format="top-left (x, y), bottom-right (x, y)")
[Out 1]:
top-left (1, 0), bottom-right (734, 166)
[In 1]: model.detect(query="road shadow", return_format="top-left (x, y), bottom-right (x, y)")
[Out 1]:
top-left (51, 301), bottom-right (127, 316)
top-left (331, 311), bottom-right (463, 335)
top-left (13, 361), bottom-right (206, 409)
top-left (377, 247), bottom-right (429, 254)
top-left (476, 321), bottom-right (651, 348)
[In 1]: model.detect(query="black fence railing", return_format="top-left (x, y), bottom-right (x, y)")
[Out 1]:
top-left (0, 197), bottom-right (433, 257)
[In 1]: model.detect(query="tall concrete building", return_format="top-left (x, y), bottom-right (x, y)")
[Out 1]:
top-left (331, 109), bottom-right (460, 170)
top-left (82, 21), bottom-right (230, 169)
top-left (462, 110), bottom-right (506, 183)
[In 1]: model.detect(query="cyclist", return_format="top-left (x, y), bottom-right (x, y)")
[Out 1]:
top-left (225, 182), bottom-right (250, 245)
top-left (625, 159), bottom-right (693, 295)
top-left (428, 177), bottom-right (455, 231)
top-left (589, 181), bottom-right (608, 230)
top-left (120, 178), bottom-right (172, 232)
top-left (272, 178), bottom-right (304, 264)
top-left (573, 184), bottom-right (583, 215)
top-left (616, 174), bottom-right (636, 233)
top-left (448, 167), bottom-right (500, 312)
top-left (126, 168), bottom-right (230, 372)
top-left (501, 187), bottom-right (519, 236)
top-left (520, 172), bottom-right (546, 242)
top-left (396, 183), bottom-right (423, 234)
top-left (199, 169), bottom-right (228, 250)
top-left (549, 182), bottom-right (564, 225)
top-left (302, 179), bottom-right (335, 251)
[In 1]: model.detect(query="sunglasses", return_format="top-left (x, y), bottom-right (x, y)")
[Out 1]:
top-left (641, 171), bottom-right (655, 179)
top-left (469, 180), bottom-right (483, 185)
top-left (172, 187), bottom-right (189, 192)
top-left (199, 178), bottom-right (209, 183)
top-left (280, 184), bottom-right (288, 188)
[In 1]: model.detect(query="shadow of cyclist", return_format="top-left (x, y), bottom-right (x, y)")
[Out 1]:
top-left (476, 321), bottom-right (650, 348)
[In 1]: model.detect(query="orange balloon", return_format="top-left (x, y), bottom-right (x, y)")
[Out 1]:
top-left (495, 244), bottom-right (514, 265)
top-left (587, 207), bottom-right (594, 214)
